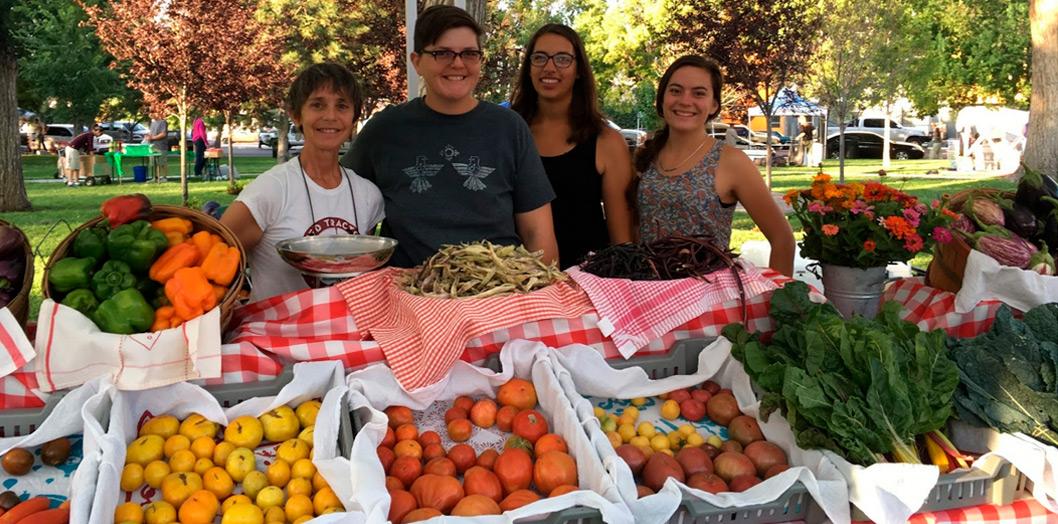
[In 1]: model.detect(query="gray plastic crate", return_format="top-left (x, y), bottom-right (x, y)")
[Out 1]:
top-left (0, 391), bottom-right (68, 438)
top-left (604, 337), bottom-right (815, 524)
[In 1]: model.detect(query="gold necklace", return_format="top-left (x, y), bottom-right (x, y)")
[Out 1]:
top-left (659, 138), bottom-right (708, 173)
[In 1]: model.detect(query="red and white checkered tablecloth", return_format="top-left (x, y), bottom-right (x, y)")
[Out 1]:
top-left (883, 277), bottom-right (1009, 338)
top-left (854, 498), bottom-right (1058, 523)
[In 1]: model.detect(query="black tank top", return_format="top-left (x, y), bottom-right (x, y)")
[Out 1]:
top-left (541, 135), bottom-right (610, 268)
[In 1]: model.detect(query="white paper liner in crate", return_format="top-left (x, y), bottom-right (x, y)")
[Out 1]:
top-left (949, 421), bottom-right (1058, 512)
top-left (956, 250), bottom-right (1058, 313)
top-left (0, 378), bottom-right (113, 524)
top-left (88, 361), bottom-right (350, 523)
top-left (546, 337), bottom-right (851, 524)
top-left (342, 339), bottom-right (632, 524)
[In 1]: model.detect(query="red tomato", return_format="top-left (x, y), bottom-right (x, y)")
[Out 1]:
top-left (512, 409), bottom-right (549, 443)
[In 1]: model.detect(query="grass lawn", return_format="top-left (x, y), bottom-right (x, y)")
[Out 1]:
top-left (2, 155), bottom-right (1015, 320)
top-left (19, 152), bottom-right (277, 180)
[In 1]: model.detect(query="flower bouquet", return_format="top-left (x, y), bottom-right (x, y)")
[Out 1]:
top-left (785, 173), bottom-right (956, 269)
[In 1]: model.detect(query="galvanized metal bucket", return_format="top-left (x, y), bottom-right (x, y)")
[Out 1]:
top-left (820, 264), bottom-right (888, 319)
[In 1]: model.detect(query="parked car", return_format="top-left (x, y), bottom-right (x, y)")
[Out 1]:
top-left (708, 132), bottom-right (788, 166)
top-left (44, 124), bottom-right (113, 154)
top-left (825, 131), bottom-right (925, 160)
top-left (606, 120), bottom-right (647, 149)
top-left (258, 128), bottom-right (276, 148)
top-left (267, 125), bottom-right (305, 156)
top-left (97, 121), bottom-right (148, 143)
top-left (827, 116), bottom-right (930, 145)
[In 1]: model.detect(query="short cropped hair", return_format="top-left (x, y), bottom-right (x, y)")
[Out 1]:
top-left (413, 5), bottom-right (482, 53)
top-left (286, 62), bottom-right (364, 123)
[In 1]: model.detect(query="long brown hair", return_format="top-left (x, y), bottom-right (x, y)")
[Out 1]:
top-left (634, 55), bottom-right (724, 173)
top-left (510, 24), bottom-right (604, 145)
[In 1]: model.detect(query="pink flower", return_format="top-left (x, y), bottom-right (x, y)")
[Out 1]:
top-left (822, 224), bottom-right (840, 236)
top-left (849, 200), bottom-right (873, 215)
top-left (902, 207), bottom-right (921, 228)
top-left (931, 199), bottom-right (941, 209)
top-left (807, 201), bottom-right (832, 214)
top-left (933, 227), bottom-right (953, 244)
top-left (904, 234), bottom-right (924, 253)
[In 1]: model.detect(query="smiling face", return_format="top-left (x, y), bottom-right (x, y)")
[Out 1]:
top-left (291, 85), bottom-right (356, 151)
top-left (529, 33), bottom-right (577, 102)
top-left (412, 27), bottom-right (482, 114)
top-left (661, 66), bottom-right (720, 133)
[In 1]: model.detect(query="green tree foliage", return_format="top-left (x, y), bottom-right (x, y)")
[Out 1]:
top-left (906, 0), bottom-right (1030, 113)
top-left (12, 0), bottom-right (130, 126)
top-left (478, 0), bottom-right (567, 104)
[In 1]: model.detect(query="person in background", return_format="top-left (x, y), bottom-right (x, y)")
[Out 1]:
top-left (192, 116), bottom-right (208, 179)
top-left (32, 118), bottom-right (46, 154)
top-left (146, 113), bottom-right (169, 182)
top-left (510, 24), bottom-right (633, 268)
top-left (342, 5), bottom-right (558, 268)
top-left (64, 125), bottom-right (104, 187)
top-left (634, 55), bottom-right (794, 276)
top-left (221, 63), bottom-right (384, 303)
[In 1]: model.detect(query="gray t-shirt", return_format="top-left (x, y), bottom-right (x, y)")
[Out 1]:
top-left (148, 119), bottom-right (168, 153)
top-left (341, 98), bottom-right (554, 267)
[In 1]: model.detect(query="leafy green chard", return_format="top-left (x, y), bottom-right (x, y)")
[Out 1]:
top-left (723, 282), bottom-right (959, 466)
top-left (948, 304), bottom-right (1058, 446)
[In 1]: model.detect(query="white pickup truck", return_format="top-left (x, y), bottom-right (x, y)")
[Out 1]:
top-left (828, 117), bottom-right (930, 144)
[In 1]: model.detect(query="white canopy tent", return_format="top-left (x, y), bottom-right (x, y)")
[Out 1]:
top-left (405, 0), bottom-right (468, 101)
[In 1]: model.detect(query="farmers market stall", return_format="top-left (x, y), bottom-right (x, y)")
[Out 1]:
top-left (3, 179), bottom-right (1058, 524)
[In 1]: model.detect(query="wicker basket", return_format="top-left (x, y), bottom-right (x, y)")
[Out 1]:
top-left (926, 188), bottom-right (1012, 294)
top-left (41, 205), bottom-right (247, 331)
top-left (0, 219), bottom-right (34, 327)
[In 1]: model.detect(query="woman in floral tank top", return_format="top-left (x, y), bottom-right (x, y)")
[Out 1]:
top-left (634, 55), bottom-right (795, 276)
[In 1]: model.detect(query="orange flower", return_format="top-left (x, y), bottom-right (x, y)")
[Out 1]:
top-left (783, 189), bottom-right (801, 206)
top-left (882, 216), bottom-right (915, 239)
top-left (863, 239), bottom-right (877, 252)
top-left (942, 208), bottom-right (960, 219)
top-left (822, 224), bottom-right (840, 236)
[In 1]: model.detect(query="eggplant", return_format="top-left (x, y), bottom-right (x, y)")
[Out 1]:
top-left (1017, 163), bottom-right (1058, 215)
top-left (1030, 243), bottom-right (1056, 276)
top-left (0, 226), bottom-right (23, 258)
top-left (975, 228), bottom-right (1037, 268)
top-left (1003, 203), bottom-right (1038, 239)
top-left (968, 196), bottom-right (1005, 229)
top-left (0, 288), bottom-right (14, 308)
top-left (951, 214), bottom-right (976, 234)
top-left (0, 258), bottom-right (23, 284)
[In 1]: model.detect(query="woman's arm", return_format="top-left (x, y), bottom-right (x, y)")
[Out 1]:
top-left (723, 150), bottom-right (795, 276)
top-left (515, 204), bottom-right (560, 265)
top-left (597, 127), bottom-right (635, 244)
top-left (220, 202), bottom-right (265, 253)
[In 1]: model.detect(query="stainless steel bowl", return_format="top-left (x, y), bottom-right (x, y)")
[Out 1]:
top-left (276, 235), bottom-right (398, 278)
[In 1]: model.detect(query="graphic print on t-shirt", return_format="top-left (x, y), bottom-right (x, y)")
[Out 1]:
top-left (303, 217), bottom-right (359, 237)
top-left (401, 144), bottom-right (497, 193)
top-left (403, 155), bottom-right (443, 193)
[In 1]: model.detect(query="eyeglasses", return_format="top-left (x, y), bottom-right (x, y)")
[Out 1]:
top-left (421, 49), bottom-right (484, 65)
top-left (529, 52), bottom-right (575, 69)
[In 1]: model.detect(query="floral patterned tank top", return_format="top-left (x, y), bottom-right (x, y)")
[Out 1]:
top-left (637, 139), bottom-right (736, 247)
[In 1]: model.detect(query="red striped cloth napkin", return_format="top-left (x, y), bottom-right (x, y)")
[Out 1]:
top-left (566, 260), bottom-right (778, 358)
top-left (0, 307), bottom-right (34, 378)
top-left (336, 268), bottom-right (595, 390)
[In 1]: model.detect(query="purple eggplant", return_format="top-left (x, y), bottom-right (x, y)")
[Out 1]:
top-left (0, 226), bottom-right (23, 258)
top-left (0, 258), bottom-right (24, 286)
top-left (951, 214), bottom-right (976, 234)
top-left (975, 228), bottom-right (1038, 268)
top-left (1016, 163), bottom-right (1058, 216)
top-left (1003, 203), bottom-right (1038, 239)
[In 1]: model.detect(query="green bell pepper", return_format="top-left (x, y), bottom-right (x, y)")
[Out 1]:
top-left (62, 288), bottom-right (99, 316)
top-left (48, 257), bottom-right (95, 293)
top-left (72, 225), bottom-right (108, 263)
top-left (106, 220), bottom-right (168, 273)
top-left (92, 260), bottom-right (138, 301)
top-left (92, 288), bottom-right (154, 334)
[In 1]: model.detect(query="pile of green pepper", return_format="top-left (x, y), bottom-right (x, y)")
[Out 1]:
top-left (49, 220), bottom-right (168, 334)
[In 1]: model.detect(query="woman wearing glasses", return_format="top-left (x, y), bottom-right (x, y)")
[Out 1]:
top-left (342, 5), bottom-right (558, 267)
top-left (511, 24), bottom-right (634, 268)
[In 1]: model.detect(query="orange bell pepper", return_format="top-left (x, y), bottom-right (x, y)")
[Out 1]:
top-left (151, 306), bottom-right (185, 331)
top-left (149, 242), bottom-right (200, 284)
top-left (151, 218), bottom-right (194, 246)
top-left (202, 242), bottom-right (240, 286)
top-left (190, 231), bottom-right (222, 263)
top-left (165, 267), bottom-right (218, 320)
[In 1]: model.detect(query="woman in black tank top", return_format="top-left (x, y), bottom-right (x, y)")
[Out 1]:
top-left (510, 24), bottom-right (635, 268)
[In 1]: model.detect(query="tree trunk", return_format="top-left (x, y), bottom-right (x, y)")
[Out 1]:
top-left (0, 41), bottom-right (30, 212)
top-left (178, 92), bottom-right (188, 207)
top-left (277, 113), bottom-right (290, 163)
top-left (882, 102), bottom-right (892, 169)
top-left (839, 124), bottom-right (847, 183)
top-left (225, 110), bottom-right (236, 191)
top-left (1024, 0), bottom-right (1058, 176)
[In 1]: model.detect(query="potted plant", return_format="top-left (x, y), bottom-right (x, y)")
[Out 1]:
top-left (785, 172), bottom-right (956, 318)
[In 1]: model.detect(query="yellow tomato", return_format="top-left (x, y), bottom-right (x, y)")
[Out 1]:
top-left (636, 422), bottom-right (657, 439)
top-left (121, 463), bottom-right (145, 492)
top-left (163, 435), bottom-right (191, 459)
top-left (266, 459), bottom-right (292, 487)
top-left (115, 502), bottom-right (144, 523)
top-left (650, 435), bottom-right (671, 451)
top-left (144, 460), bottom-right (171, 489)
top-left (660, 400), bottom-right (681, 420)
top-left (617, 423), bottom-right (637, 443)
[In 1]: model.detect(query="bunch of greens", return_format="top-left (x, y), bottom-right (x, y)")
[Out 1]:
top-left (722, 282), bottom-right (959, 466)
top-left (949, 303), bottom-right (1058, 446)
